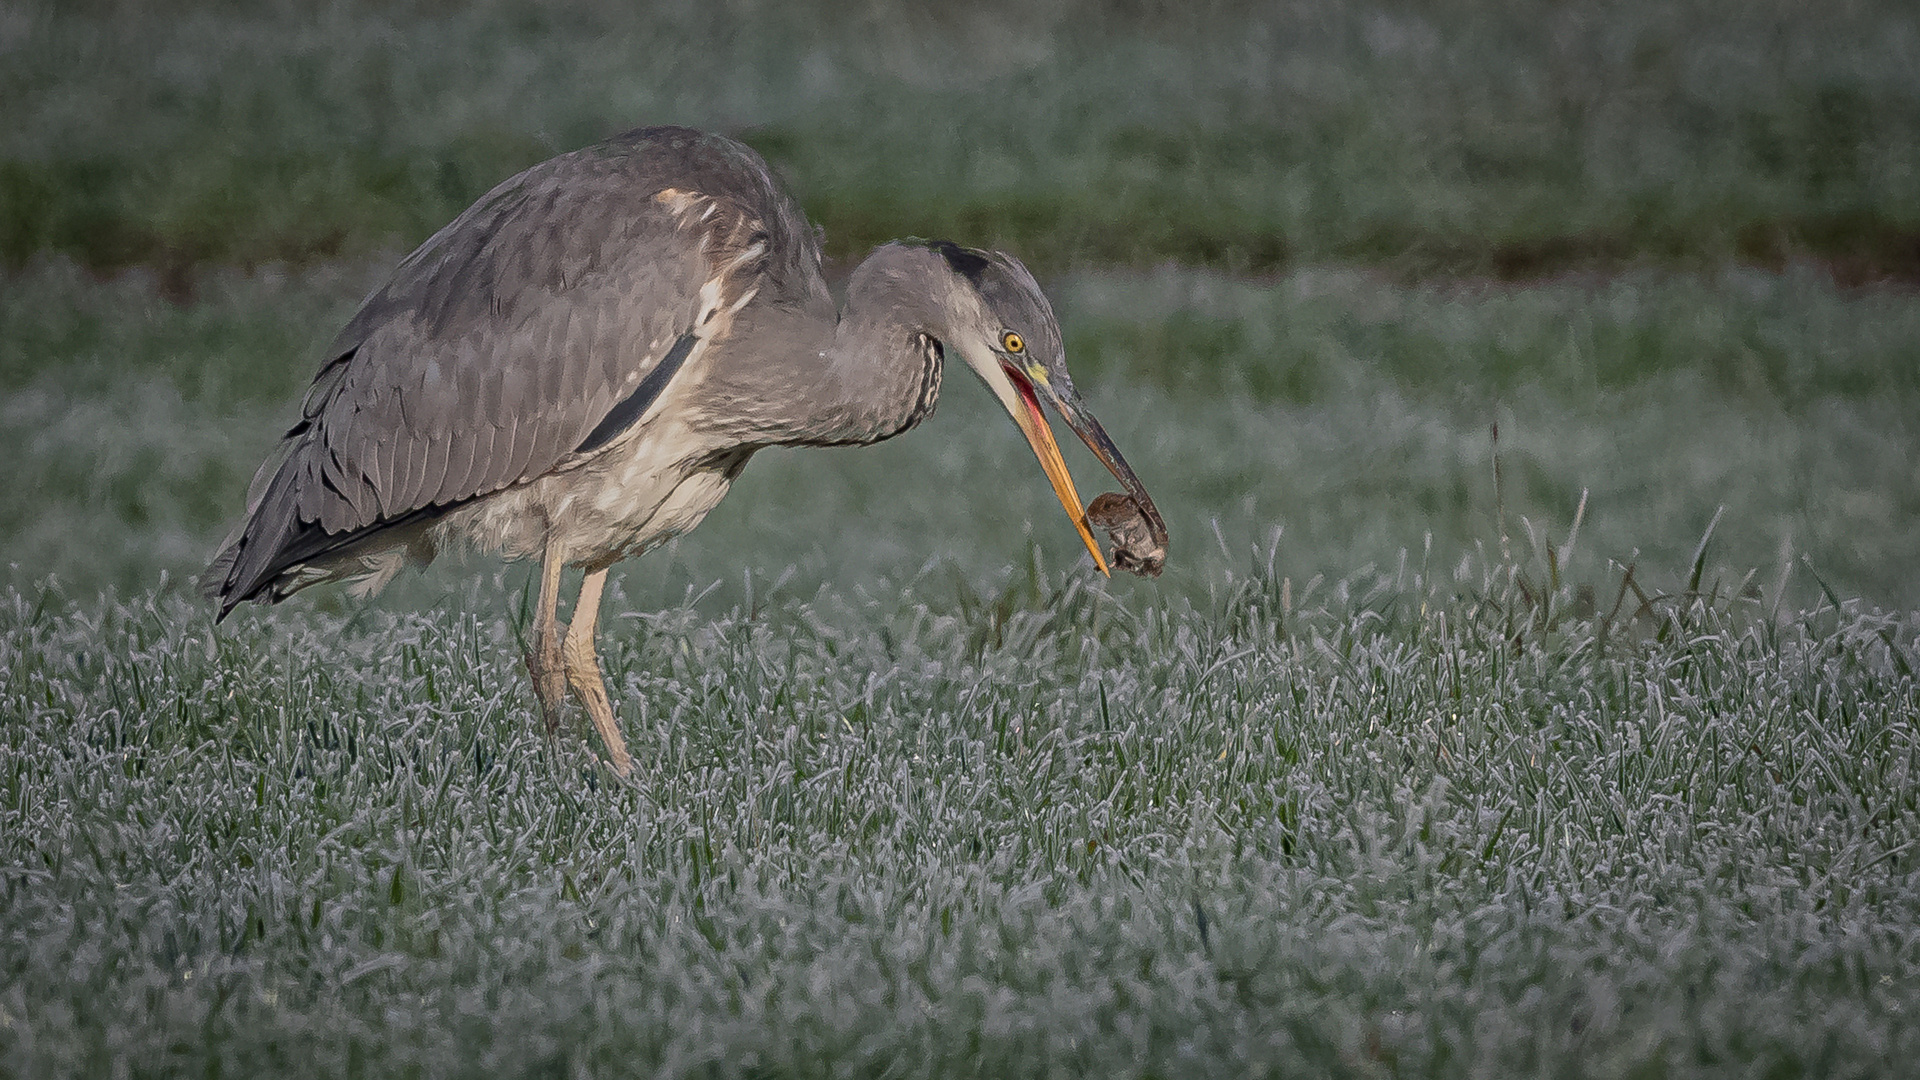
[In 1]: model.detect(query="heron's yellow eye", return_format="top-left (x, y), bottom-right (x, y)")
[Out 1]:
top-left (1002, 331), bottom-right (1025, 354)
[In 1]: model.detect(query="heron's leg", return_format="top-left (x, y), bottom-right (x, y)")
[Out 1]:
top-left (561, 567), bottom-right (633, 777)
top-left (527, 539), bottom-right (569, 736)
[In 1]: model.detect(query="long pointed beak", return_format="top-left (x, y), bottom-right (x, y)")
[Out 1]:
top-left (1000, 365), bottom-right (1167, 576)
top-left (1001, 366), bottom-right (1108, 575)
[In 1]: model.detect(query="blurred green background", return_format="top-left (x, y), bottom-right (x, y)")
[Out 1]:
top-left (3, 0), bottom-right (1918, 609)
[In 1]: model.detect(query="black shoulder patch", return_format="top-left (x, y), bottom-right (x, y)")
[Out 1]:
top-left (576, 332), bottom-right (699, 454)
top-left (930, 240), bottom-right (992, 283)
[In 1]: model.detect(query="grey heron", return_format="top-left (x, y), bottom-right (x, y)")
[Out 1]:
top-left (204, 125), bottom-right (1167, 776)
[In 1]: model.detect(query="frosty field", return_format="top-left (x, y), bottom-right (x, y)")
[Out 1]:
top-left (5, 561), bottom-right (1916, 1076)
top-left (4, 2), bottom-right (1920, 1077)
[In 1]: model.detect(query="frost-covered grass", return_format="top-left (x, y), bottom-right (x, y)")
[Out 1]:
top-left (8, 254), bottom-right (1916, 1072)
top-left (3, 560), bottom-right (1917, 1077)
top-left (5, 1), bottom-right (1920, 1073)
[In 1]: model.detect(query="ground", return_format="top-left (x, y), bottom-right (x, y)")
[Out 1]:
top-left (2, 2), bottom-right (1918, 1076)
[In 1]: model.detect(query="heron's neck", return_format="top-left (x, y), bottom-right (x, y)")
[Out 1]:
top-left (812, 252), bottom-right (959, 444)
top-left (697, 244), bottom-right (958, 447)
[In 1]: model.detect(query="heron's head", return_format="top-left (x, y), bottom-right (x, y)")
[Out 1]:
top-left (924, 241), bottom-right (1168, 577)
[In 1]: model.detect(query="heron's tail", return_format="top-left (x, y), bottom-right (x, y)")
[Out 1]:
top-left (200, 438), bottom-right (318, 620)
top-left (199, 542), bottom-right (243, 619)
top-left (202, 438), bottom-right (446, 618)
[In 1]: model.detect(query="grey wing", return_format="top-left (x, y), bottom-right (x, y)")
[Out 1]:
top-left (205, 127), bottom-right (826, 612)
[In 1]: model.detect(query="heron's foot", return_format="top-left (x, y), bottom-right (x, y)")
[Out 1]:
top-left (562, 633), bottom-right (633, 777)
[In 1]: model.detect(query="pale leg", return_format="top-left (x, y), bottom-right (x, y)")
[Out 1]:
top-left (561, 566), bottom-right (633, 776)
top-left (526, 539), bottom-right (569, 736)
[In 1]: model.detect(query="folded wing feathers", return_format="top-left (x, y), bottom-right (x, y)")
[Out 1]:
top-left (207, 130), bottom-right (807, 605)
top-left (320, 444), bottom-right (368, 530)
top-left (440, 421), bottom-right (484, 506)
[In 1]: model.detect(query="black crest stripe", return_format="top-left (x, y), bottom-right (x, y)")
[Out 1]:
top-left (930, 240), bottom-right (991, 283)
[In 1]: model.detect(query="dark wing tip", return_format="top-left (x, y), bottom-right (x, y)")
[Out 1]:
top-left (200, 539), bottom-right (258, 622)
